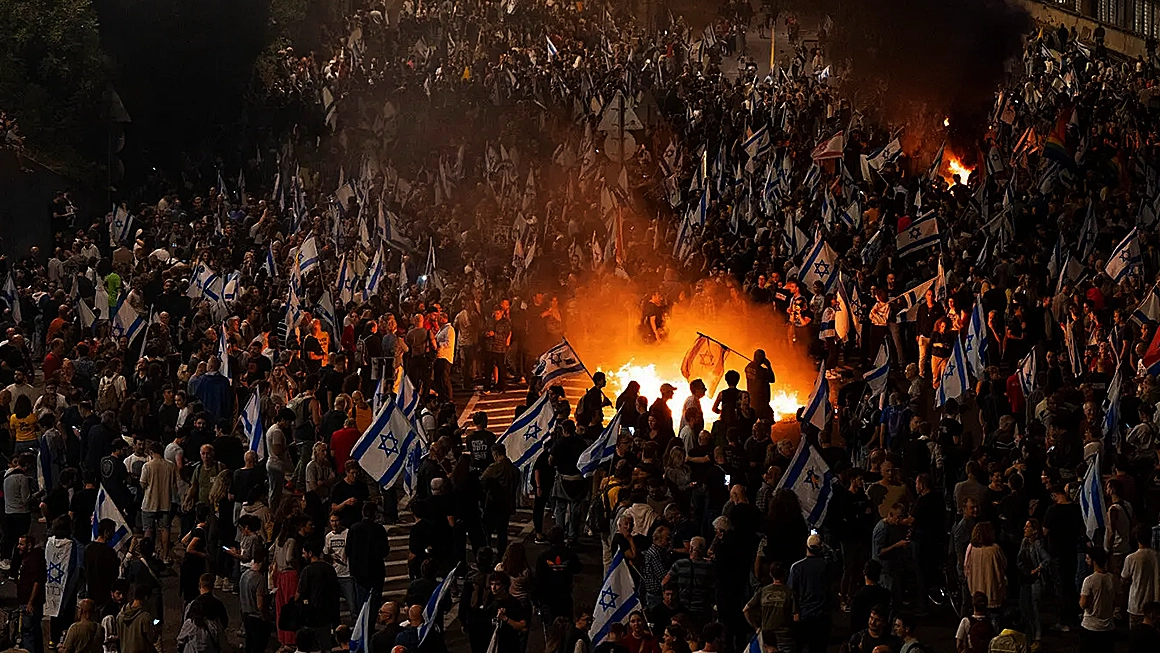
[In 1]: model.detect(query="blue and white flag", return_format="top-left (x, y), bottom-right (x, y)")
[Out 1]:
top-left (363, 248), bottom-right (386, 301)
top-left (44, 534), bottom-right (83, 618)
top-left (546, 36), bottom-right (559, 59)
top-left (424, 239), bottom-right (445, 292)
top-left (242, 389), bottom-right (265, 459)
top-left (402, 436), bottom-right (426, 498)
top-left (533, 339), bottom-right (588, 386)
top-left (800, 239), bottom-right (839, 292)
top-left (418, 564), bottom-right (460, 646)
top-left (399, 372), bottom-right (421, 420)
top-left (398, 256), bottom-right (409, 307)
top-left (835, 274), bottom-right (859, 343)
top-left (589, 553), bottom-right (640, 646)
top-left (743, 126), bottom-right (771, 162)
top-left (92, 485), bottom-right (131, 553)
top-left (801, 362), bottom-right (830, 431)
top-left (187, 263), bottom-right (222, 302)
top-left (263, 245), bottom-right (277, 278)
top-left (1077, 202), bottom-right (1098, 259)
top-left (498, 392), bottom-right (557, 470)
top-left (1017, 350), bottom-right (1038, 398)
top-left (110, 204), bottom-right (133, 246)
top-left (1102, 365), bottom-right (1122, 451)
top-left (0, 273), bottom-right (20, 324)
top-left (1047, 234), bottom-right (1064, 281)
top-left (965, 302), bottom-right (987, 377)
top-left (937, 338), bottom-right (969, 407)
top-left (892, 276), bottom-right (939, 323)
top-left (1105, 228), bottom-right (1140, 283)
top-left (926, 141), bottom-right (946, 180)
top-left (297, 236), bottom-right (321, 277)
top-left (1080, 454), bottom-right (1105, 539)
top-left (863, 344), bottom-right (889, 398)
top-left (335, 254), bottom-right (356, 304)
top-left (802, 163), bottom-right (821, 194)
top-left (110, 294), bottom-right (145, 342)
top-left (351, 396), bottom-right (421, 489)
top-left (218, 324), bottom-right (230, 379)
top-left (742, 632), bottom-right (766, 653)
top-left (222, 272), bottom-right (240, 304)
top-left (1131, 290), bottom-right (1160, 327)
top-left (867, 137), bottom-right (902, 171)
top-left (776, 439), bottom-right (834, 527)
top-left (895, 212), bottom-right (940, 257)
top-left (578, 407), bottom-right (623, 477)
top-left (350, 594), bottom-right (373, 653)
top-left (840, 198), bottom-right (861, 229)
top-left (76, 298), bottom-right (97, 332)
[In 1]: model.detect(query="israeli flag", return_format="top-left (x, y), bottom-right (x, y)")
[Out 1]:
top-left (776, 439), bottom-right (834, 527)
top-left (546, 36), bottom-right (559, 59)
top-left (363, 248), bottom-right (386, 301)
top-left (840, 198), bottom-right (861, 230)
top-left (1080, 454), bottom-right (1105, 538)
top-left (936, 338), bottom-right (969, 407)
top-left (76, 298), bottom-right (97, 332)
top-left (110, 204), bottom-right (133, 246)
top-left (350, 594), bottom-right (373, 653)
top-left (800, 239), bottom-right (839, 292)
top-left (497, 392), bottom-right (557, 470)
top-left (351, 396), bottom-right (421, 489)
top-left (589, 553), bottom-right (640, 646)
top-left (578, 407), bottom-right (623, 477)
top-left (743, 632), bottom-right (766, 653)
top-left (1047, 235), bottom-right (1064, 281)
top-left (863, 344), bottom-right (889, 398)
top-left (92, 485), bottom-right (131, 553)
top-left (1102, 365), bottom-right (1122, 450)
top-left (110, 294), bottom-right (145, 342)
top-left (821, 189), bottom-right (838, 228)
top-left (297, 236), bottom-right (321, 277)
top-left (965, 302), bottom-right (987, 377)
top-left (335, 254), bottom-right (356, 304)
top-left (242, 389), bottom-right (265, 459)
top-left (895, 211), bottom-right (940, 257)
top-left (222, 272), bottom-right (240, 304)
top-left (263, 245), bottom-right (277, 278)
top-left (802, 163), bottom-right (821, 193)
top-left (1076, 202), bottom-right (1098, 259)
top-left (399, 372), bottom-right (421, 420)
top-left (1105, 228), bottom-right (1140, 283)
top-left (418, 564), bottom-right (460, 646)
top-left (867, 137), bottom-right (902, 171)
top-left (1017, 350), bottom-right (1038, 398)
top-left (533, 339), bottom-right (588, 386)
top-left (402, 436), bottom-right (426, 498)
top-left (1131, 290), bottom-right (1160, 327)
top-left (1, 274), bottom-right (21, 324)
top-left (801, 362), bottom-right (830, 431)
top-left (218, 324), bottom-right (230, 380)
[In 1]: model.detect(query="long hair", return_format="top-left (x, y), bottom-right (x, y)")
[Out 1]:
top-left (12, 394), bottom-right (32, 419)
top-left (500, 542), bottom-right (528, 576)
top-left (971, 521), bottom-right (996, 548)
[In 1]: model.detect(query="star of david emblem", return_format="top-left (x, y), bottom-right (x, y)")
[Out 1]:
top-left (946, 362), bottom-right (956, 377)
top-left (549, 352), bottom-right (564, 366)
top-left (804, 468), bottom-right (821, 490)
top-left (813, 261), bottom-right (830, 277)
top-left (599, 587), bottom-right (619, 611)
top-left (700, 351), bottom-right (716, 365)
top-left (1120, 250), bottom-right (1132, 263)
top-left (524, 423), bottom-right (542, 441)
top-left (47, 560), bottom-right (66, 585)
top-left (964, 341), bottom-right (974, 355)
top-left (909, 227), bottom-right (922, 240)
top-left (378, 431), bottom-right (400, 456)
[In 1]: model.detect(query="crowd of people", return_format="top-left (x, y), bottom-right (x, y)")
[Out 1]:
top-left (2, 0), bottom-right (1160, 653)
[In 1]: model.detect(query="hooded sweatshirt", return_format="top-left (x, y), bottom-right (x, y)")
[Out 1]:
top-left (116, 604), bottom-right (158, 653)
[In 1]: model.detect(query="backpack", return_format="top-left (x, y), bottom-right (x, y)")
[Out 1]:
top-left (96, 375), bottom-right (121, 412)
top-left (966, 616), bottom-right (995, 653)
top-left (987, 631), bottom-right (1022, 653)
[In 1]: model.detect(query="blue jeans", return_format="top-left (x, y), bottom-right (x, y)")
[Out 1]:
top-left (1020, 582), bottom-right (1043, 641)
top-left (20, 606), bottom-right (41, 653)
top-left (553, 500), bottom-right (583, 542)
top-left (338, 577), bottom-right (359, 622)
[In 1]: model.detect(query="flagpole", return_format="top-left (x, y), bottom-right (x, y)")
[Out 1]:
top-left (695, 331), bottom-right (753, 362)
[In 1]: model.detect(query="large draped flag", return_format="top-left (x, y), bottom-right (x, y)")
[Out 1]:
top-left (1080, 454), bottom-right (1105, 539)
top-left (0, 274), bottom-right (20, 324)
top-left (936, 338), bottom-right (969, 407)
top-left (92, 485), bottom-right (132, 553)
top-left (1105, 228), bottom-right (1141, 283)
top-left (242, 389), bottom-right (265, 459)
top-left (497, 392), bottom-right (557, 470)
top-left (589, 553), bottom-right (640, 646)
top-left (533, 339), bottom-right (588, 386)
top-left (680, 334), bottom-right (727, 396)
top-left (801, 362), bottom-right (830, 431)
top-left (863, 344), bottom-right (889, 400)
top-left (351, 396), bottom-right (421, 489)
top-left (776, 439), bottom-right (834, 527)
top-left (578, 407), bottom-right (623, 477)
top-left (1017, 350), bottom-right (1039, 398)
top-left (418, 564), bottom-right (460, 646)
top-left (350, 595), bottom-right (373, 653)
top-left (1103, 365), bottom-right (1123, 451)
top-left (44, 534), bottom-right (83, 618)
top-left (895, 211), bottom-right (939, 257)
top-left (800, 238), bottom-right (839, 292)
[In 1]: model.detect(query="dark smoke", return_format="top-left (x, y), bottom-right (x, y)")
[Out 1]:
top-left (821, 0), bottom-right (1033, 135)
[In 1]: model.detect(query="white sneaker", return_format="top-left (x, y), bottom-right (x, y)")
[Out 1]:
top-left (0, 559), bottom-right (10, 571)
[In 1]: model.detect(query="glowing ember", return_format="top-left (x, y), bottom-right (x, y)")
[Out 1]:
top-left (944, 155), bottom-right (972, 185)
top-left (943, 117), bottom-right (951, 127)
top-left (605, 360), bottom-right (803, 427)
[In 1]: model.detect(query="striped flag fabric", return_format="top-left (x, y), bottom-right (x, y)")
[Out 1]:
top-left (776, 439), bottom-right (834, 527)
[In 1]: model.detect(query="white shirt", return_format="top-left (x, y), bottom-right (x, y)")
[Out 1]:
top-left (435, 323), bottom-right (456, 363)
top-left (324, 530), bottom-right (350, 577)
top-left (1122, 548), bottom-right (1160, 616)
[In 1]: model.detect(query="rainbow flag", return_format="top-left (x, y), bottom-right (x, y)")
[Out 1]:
top-left (1043, 106), bottom-right (1074, 168)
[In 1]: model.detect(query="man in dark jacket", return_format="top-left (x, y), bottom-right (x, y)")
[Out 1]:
top-left (347, 502), bottom-right (390, 623)
top-left (298, 540), bottom-right (341, 650)
top-left (481, 444), bottom-right (520, 555)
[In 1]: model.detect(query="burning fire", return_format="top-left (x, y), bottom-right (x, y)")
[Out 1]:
top-left (606, 360), bottom-right (803, 426)
top-left (944, 155), bottom-right (972, 186)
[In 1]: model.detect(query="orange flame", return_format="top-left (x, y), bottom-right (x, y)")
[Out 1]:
top-left (606, 360), bottom-right (803, 427)
top-left (944, 155), bottom-right (972, 186)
